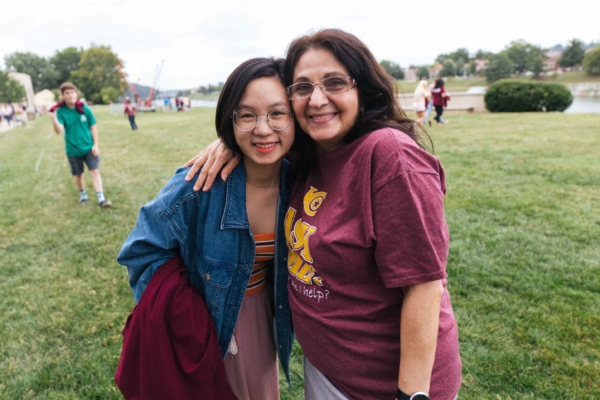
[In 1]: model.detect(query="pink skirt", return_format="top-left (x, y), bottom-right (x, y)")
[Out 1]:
top-left (224, 289), bottom-right (280, 400)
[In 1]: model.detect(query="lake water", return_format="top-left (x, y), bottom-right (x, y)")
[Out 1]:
top-left (187, 97), bottom-right (600, 113)
top-left (564, 97), bottom-right (600, 114)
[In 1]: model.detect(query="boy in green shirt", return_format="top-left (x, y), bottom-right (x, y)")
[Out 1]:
top-left (49, 82), bottom-right (112, 207)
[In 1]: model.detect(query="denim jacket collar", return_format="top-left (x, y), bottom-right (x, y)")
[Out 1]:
top-left (221, 162), bottom-right (249, 229)
top-left (221, 159), bottom-right (289, 230)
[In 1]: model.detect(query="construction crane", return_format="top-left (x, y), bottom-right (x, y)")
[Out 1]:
top-left (117, 62), bottom-right (141, 104)
top-left (145, 60), bottom-right (164, 107)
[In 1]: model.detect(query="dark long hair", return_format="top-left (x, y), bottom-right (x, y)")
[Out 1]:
top-left (215, 58), bottom-right (286, 154)
top-left (434, 78), bottom-right (445, 89)
top-left (284, 29), bottom-right (431, 177)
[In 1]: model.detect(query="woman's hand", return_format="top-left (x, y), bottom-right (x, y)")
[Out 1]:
top-left (183, 139), bottom-right (240, 191)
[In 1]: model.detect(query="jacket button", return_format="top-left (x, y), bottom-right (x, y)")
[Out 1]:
top-left (205, 273), bottom-right (211, 281)
top-left (279, 305), bottom-right (283, 309)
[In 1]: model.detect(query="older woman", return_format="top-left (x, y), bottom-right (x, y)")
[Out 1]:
top-left (186, 29), bottom-right (462, 400)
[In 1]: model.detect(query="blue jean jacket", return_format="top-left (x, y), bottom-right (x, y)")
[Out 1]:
top-left (117, 160), bottom-right (294, 383)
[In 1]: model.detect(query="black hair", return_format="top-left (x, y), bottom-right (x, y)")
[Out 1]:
top-left (284, 29), bottom-right (431, 178)
top-left (434, 78), bottom-right (445, 89)
top-left (215, 58), bottom-right (286, 154)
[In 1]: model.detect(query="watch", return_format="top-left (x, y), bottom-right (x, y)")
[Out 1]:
top-left (396, 388), bottom-right (430, 400)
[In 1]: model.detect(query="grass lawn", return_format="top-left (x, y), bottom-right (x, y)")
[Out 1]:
top-left (1, 107), bottom-right (599, 399)
top-left (397, 71), bottom-right (600, 94)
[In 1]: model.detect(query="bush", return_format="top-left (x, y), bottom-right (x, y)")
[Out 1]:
top-left (583, 46), bottom-right (600, 76)
top-left (485, 80), bottom-right (573, 112)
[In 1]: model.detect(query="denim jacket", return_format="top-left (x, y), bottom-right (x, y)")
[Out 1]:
top-left (117, 160), bottom-right (294, 383)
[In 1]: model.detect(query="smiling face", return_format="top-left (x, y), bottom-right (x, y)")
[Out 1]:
top-left (291, 48), bottom-right (360, 152)
top-left (233, 77), bottom-right (295, 168)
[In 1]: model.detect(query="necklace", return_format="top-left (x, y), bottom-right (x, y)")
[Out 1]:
top-left (245, 178), bottom-right (280, 188)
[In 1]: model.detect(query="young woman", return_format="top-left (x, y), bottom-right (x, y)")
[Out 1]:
top-left (431, 78), bottom-right (450, 125)
top-left (186, 29), bottom-right (462, 400)
top-left (117, 58), bottom-right (295, 400)
top-left (413, 79), bottom-right (431, 124)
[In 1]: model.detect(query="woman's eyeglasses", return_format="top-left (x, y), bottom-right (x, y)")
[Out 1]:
top-left (231, 109), bottom-right (293, 132)
top-left (286, 76), bottom-right (356, 100)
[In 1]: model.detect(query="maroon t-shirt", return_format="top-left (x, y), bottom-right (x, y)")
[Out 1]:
top-left (286, 128), bottom-right (462, 399)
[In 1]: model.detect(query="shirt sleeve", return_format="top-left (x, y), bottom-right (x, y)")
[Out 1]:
top-left (85, 106), bottom-right (97, 126)
top-left (372, 171), bottom-right (449, 288)
top-left (117, 196), bottom-right (180, 303)
top-left (57, 109), bottom-right (65, 126)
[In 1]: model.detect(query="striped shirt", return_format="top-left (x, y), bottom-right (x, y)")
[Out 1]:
top-left (245, 232), bottom-right (275, 296)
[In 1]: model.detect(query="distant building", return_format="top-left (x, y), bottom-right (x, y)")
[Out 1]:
top-left (429, 64), bottom-right (443, 78)
top-left (544, 50), bottom-right (562, 71)
top-left (8, 72), bottom-right (35, 112)
top-left (404, 68), bottom-right (418, 81)
top-left (34, 89), bottom-right (56, 110)
top-left (475, 59), bottom-right (489, 74)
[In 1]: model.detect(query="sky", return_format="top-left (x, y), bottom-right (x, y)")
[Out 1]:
top-left (2, 0), bottom-right (598, 90)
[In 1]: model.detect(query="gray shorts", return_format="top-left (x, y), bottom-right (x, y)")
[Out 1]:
top-left (68, 150), bottom-right (100, 176)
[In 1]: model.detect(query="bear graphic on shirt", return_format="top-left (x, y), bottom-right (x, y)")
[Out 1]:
top-left (285, 186), bottom-right (327, 286)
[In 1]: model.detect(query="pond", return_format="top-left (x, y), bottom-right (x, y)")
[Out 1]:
top-left (564, 97), bottom-right (600, 114)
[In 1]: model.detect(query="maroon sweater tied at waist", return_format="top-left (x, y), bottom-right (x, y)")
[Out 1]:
top-left (115, 256), bottom-right (238, 400)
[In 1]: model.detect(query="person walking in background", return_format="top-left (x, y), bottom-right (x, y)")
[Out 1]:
top-left (124, 100), bottom-right (138, 130)
top-left (413, 80), bottom-right (431, 124)
top-left (423, 80), bottom-right (434, 127)
top-left (431, 78), bottom-right (450, 125)
top-left (2, 103), bottom-right (13, 127)
top-left (48, 82), bottom-right (112, 207)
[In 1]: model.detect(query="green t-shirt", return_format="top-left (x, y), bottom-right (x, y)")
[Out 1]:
top-left (57, 105), bottom-right (97, 157)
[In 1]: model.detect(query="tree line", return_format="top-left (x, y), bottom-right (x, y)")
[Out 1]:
top-left (1, 45), bottom-right (122, 104)
top-left (380, 38), bottom-right (600, 83)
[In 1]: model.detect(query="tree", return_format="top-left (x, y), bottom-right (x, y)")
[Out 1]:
top-left (583, 46), bottom-right (600, 76)
top-left (449, 48), bottom-right (470, 63)
top-left (100, 87), bottom-right (120, 104)
top-left (440, 59), bottom-right (457, 77)
top-left (50, 47), bottom-right (83, 87)
top-left (0, 70), bottom-right (26, 103)
top-left (484, 53), bottom-right (513, 83)
top-left (468, 60), bottom-right (477, 75)
top-left (379, 60), bottom-right (404, 80)
top-left (4, 52), bottom-right (56, 93)
top-left (436, 53), bottom-right (449, 64)
top-left (503, 40), bottom-right (546, 76)
top-left (455, 58), bottom-right (466, 76)
top-left (475, 50), bottom-right (493, 60)
top-left (559, 39), bottom-right (586, 68)
top-left (417, 66), bottom-right (430, 79)
top-left (70, 45), bottom-right (122, 104)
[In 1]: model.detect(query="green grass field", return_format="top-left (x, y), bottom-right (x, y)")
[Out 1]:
top-left (1, 107), bottom-right (599, 399)
top-left (396, 71), bottom-right (600, 94)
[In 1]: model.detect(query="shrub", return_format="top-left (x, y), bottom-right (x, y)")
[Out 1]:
top-left (485, 80), bottom-right (573, 112)
top-left (583, 46), bottom-right (600, 76)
